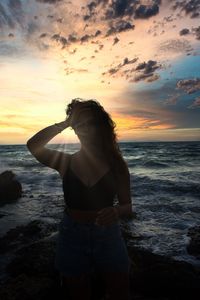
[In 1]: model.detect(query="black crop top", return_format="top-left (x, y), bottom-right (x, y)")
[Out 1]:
top-left (62, 154), bottom-right (117, 211)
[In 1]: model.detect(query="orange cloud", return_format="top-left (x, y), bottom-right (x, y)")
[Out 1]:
top-left (112, 112), bottom-right (174, 133)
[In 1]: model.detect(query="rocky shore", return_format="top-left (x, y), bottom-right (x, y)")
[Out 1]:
top-left (0, 219), bottom-right (199, 300)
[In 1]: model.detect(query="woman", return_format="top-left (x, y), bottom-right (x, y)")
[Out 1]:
top-left (27, 98), bottom-right (133, 300)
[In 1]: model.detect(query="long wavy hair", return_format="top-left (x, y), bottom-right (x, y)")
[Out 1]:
top-left (65, 98), bottom-right (128, 179)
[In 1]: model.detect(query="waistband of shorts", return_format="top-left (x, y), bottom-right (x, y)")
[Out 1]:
top-left (64, 207), bottom-right (99, 223)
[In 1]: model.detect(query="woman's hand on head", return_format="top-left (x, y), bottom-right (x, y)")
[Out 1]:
top-left (95, 207), bottom-right (119, 226)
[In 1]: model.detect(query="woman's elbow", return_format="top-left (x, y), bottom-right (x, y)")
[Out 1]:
top-left (26, 139), bottom-right (38, 155)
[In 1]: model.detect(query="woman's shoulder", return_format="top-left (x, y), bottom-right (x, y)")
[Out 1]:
top-left (57, 152), bottom-right (76, 179)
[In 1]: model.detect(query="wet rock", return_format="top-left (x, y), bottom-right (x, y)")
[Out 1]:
top-left (187, 225), bottom-right (200, 258)
top-left (128, 247), bottom-right (200, 299)
top-left (0, 220), bottom-right (57, 254)
top-left (0, 171), bottom-right (22, 205)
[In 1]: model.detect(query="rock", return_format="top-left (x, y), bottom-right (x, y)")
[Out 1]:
top-left (1, 238), bottom-right (106, 300)
top-left (187, 225), bottom-right (200, 258)
top-left (0, 219), bottom-right (200, 300)
top-left (0, 274), bottom-right (55, 300)
top-left (0, 170), bottom-right (22, 205)
top-left (128, 247), bottom-right (200, 299)
top-left (0, 220), bottom-right (57, 254)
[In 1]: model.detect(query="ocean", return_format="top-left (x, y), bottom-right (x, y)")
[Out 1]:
top-left (0, 141), bottom-right (200, 266)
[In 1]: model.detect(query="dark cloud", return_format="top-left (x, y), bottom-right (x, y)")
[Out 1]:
top-left (39, 33), bottom-right (48, 38)
top-left (105, 20), bottom-right (134, 36)
top-left (68, 34), bottom-right (78, 43)
top-left (179, 28), bottom-right (190, 36)
top-left (51, 33), bottom-right (68, 48)
top-left (192, 26), bottom-right (200, 40)
top-left (94, 29), bottom-right (101, 37)
top-left (172, 0), bottom-right (200, 18)
top-left (79, 31), bottom-right (101, 43)
top-left (83, 0), bottom-right (108, 21)
top-left (83, 0), bottom-right (161, 23)
top-left (105, 0), bottom-right (134, 19)
top-left (176, 78), bottom-right (200, 94)
top-left (131, 60), bottom-right (161, 83)
top-left (104, 0), bottom-right (160, 20)
top-left (80, 34), bottom-right (91, 43)
top-left (133, 72), bottom-right (160, 83)
top-left (134, 3), bottom-right (159, 19)
top-left (135, 60), bottom-right (159, 74)
top-left (102, 57), bottom-right (138, 77)
top-left (8, 32), bottom-right (14, 37)
top-left (56, 17), bottom-right (63, 23)
top-left (113, 36), bottom-right (119, 45)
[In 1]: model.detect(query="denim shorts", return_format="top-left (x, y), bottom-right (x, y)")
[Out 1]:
top-left (54, 211), bottom-right (131, 277)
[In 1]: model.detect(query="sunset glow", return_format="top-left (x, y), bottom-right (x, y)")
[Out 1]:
top-left (1, 0), bottom-right (200, 144)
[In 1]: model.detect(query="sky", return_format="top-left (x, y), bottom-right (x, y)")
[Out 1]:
top-left (0, 0), bottom-right (200, 144)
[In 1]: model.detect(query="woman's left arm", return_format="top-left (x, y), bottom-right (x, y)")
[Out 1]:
top-left (115, 163), bottom-right (133, 218)
top-left (95, 163), bottom-right (133, 226)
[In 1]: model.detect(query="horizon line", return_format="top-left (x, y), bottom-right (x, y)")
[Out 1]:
top-left (0, 140), bottom-right (200, 146)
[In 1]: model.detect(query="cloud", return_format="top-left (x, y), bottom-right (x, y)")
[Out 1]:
top-left (64, 67), bottom-right (88, 75)
top-left (104, 0), bottom-right (134, 19)
top-left (176, 78), bottom-right (200, 94)
top-left (134, 3), bottom-right (159, 19)
top-left (102, 57), bottom-right (138, 78)
top-left (81, 0), bottom-right (161, 33)
top-left (105, 20), bottom-right (135, 36)
top-left (104, 0), bottom-right (160, 20)
top-left (105, 58), bottom-right (162, 83)
top-left (179, 28), bottom-right (190, 36)
top-left (130, 60), bottom-right (161, 83)
top-left (172, 0), bottom-right (200, 18)
top-left (158, 38), bottom-right (193, 54)
top-left (113, 36), bottom-right (119, 45)
top-left (51, 33), bottom-right (68, 48)
top-left (188, 97), bottom-right (200, 109)
top-left (192, 26), bottom-right (200, 40)
top-left (118, 81), bottom-right (200, 129)
top-left (39, 33), bottom-right (48, 38)
top-left (68, 34), bottom-right (78, 43)
top-left (164, 94), bottom-right (180, 105)
top-left (80, 33), bottom-right (92, 43)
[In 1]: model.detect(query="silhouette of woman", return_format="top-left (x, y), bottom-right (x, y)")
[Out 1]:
top-left (27, 98), bottom-right (132, 300)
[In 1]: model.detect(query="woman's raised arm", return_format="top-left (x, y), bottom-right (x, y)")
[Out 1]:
top-left (26, 119), bottom-right (71, 174)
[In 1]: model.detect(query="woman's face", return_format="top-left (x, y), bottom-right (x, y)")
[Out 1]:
top-left (72, 107), bottom-right (101, 143)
